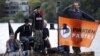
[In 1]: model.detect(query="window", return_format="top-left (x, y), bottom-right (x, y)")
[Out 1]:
top-left (4, 11), bottom-right (9, 14)
top-left (10, 6), bottom-right (18, 9)
top-left (21, 2), bottom-right (27, 5)
top-left (10, 11), bottom-right (16, 14)
top-left (5, 7), bottom-right (9, 9)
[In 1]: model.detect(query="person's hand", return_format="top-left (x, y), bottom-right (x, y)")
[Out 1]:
top-left (8, 49), bottom-right (11, 52)
top-left (45, 37), bottom-right (48, 40)
top-left (95, 20), bottom-right (99, 23)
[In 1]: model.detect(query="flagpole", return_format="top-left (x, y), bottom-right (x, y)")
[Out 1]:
top-left (56, 1), bottom-right (60, 53)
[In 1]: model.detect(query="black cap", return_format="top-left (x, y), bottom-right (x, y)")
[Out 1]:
top-left (34, 6), bottom-right (41, 9)
top-left (24, 19), bottom-right (29, 23)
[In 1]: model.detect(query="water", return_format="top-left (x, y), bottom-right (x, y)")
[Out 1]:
top-left (0, 23), bottom-right (100, 56)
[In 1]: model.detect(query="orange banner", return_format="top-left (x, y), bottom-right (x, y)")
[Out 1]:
top-left (59, 16), bottom-right (99, 47)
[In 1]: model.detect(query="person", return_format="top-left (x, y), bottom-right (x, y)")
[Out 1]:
top-left (6, 33), bottom-right (19, 53)
top-left (6, 34), bottom-right (20, 56)
top-left (15, 19), bottom-right (33, 52)
top-left (60, 1), bottom-right (95, 54)
top-left (29, 6), bottom-right (45, 52)
top-left (29, 6), bottom-right (44, 30)
top-left (43, 20), bottom-right (51, 50)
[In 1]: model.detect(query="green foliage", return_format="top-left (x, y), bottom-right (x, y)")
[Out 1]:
top-left (13, 11), bottom-right (25, 22)
top-left (95, 8), bottom-right (100, 20)
top-left (28, 0), bottom-right (42, 11)
top-left (42, 0), bottom-right (56, 23)
top-left (0, 17), bottom-right (10, 22)
top-left (1, 0), bottom-right (100, 22)
top-left (0, 11), bottom-right (25, 23)
top-left (28, 0), bottom-right (100, 23)
top-left (79, 0), bottom-right (100, 20)
top-left (0, 0), bottom-right (6, 18)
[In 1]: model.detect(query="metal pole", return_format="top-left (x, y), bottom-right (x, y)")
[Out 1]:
top-left (56, 1), bottom-right (60, 53)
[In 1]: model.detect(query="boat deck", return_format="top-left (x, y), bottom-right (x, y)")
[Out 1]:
top-left (0, 51), bottom-right (94, 56)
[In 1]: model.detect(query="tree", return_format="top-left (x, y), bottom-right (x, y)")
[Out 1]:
top-left (79, 0), bottom-right (100, 20)
top-left (13, 11), bottom-right (25, 22)
top-left (42, 0), bottom-right (56, 23)
top-left (0, 17), bottom-right (10, 22)
top-left (0, 0), bottom-right (100, 22)
top-left (28, 0), bottom-right (42, 11)
top-left (28, 0), bottom-right (100, 23)
top-left (0, 0), bottom-right (6, 18)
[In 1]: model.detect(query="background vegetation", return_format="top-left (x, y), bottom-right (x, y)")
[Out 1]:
top-left (0, 0), bottom-right (100, 23)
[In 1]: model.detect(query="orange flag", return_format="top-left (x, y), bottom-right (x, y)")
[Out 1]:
top-left (59, 16), bottom-right (99, 47)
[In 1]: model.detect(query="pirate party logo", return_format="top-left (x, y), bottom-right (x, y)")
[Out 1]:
top-left (60, 24), bottom-right (71, 38)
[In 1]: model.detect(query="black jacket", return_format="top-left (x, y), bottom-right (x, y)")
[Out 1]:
top-left (29, 12), bottom-right (44, 30)
top-left (42, 28), bottom-right (49, 40)
top-left (15, 24), bottom-right (32, 39)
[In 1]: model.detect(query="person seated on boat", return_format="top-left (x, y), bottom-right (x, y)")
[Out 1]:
top-left (6, 33), bottom-right (20, 53)
top-left (15, 18), bottom-right (34, 51)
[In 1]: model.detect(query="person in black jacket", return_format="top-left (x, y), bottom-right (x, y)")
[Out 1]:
top-left (15, 19), bottom-right (33, 51)
top-left (60, 1), bottom-right (95, 54)
top-left (43, 20), bottom-right (51, 49)
top-left (29, 6), bottom-right (44, 30)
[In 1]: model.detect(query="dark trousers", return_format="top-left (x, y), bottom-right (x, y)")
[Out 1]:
top-left (72, 47), bottom-right (81, 54)
top-left (63, 45), bottom-right (70, 53)
top-left (44, 39), bottom-right (51, 48)
top-left (20, 36), bottom-right (34, 51)
top-left (63, 46), bottom-right (81, 54)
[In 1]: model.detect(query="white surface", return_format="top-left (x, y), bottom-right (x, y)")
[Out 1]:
top-left (0, 23), bottom-right (100, 56)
